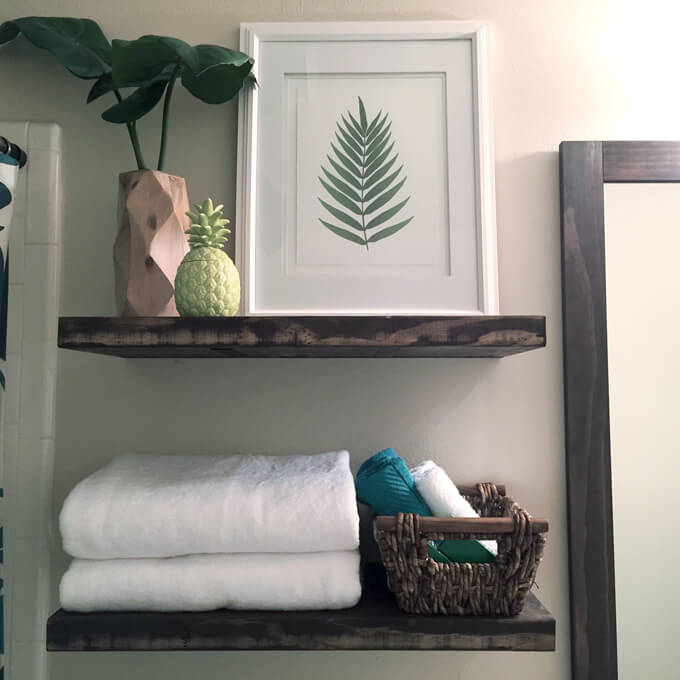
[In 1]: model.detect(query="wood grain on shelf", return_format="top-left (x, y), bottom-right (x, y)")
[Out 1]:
top-left (58, 315), bottom-right (547, 358)
top-left (47, 586), bottom-right (555, 652)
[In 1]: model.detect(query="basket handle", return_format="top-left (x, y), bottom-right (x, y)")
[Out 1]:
top-left (374, 515), bottom-right (549, 534)
top-left (457, 483), bottom-right (505, 497)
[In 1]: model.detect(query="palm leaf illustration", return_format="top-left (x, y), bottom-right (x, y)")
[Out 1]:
top-left (318, 97), bottom-right (413, 250)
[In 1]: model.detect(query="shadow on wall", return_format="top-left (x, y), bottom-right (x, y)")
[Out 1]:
top-left (53, 354), bottom-right (500, 482)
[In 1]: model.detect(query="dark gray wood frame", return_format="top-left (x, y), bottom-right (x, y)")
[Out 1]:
top-left (560, 140), bottom-right (680, 680)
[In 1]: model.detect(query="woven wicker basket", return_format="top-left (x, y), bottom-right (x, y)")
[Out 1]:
top-left (373, 483), bottom-right (548, 615)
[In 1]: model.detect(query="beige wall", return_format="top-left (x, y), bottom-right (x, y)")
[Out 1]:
top-left (605, 184), bottom-right (680, 680)
top-left (2, 1), bottom-right (679, 678)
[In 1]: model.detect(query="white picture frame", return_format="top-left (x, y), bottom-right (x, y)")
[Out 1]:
top-left (236, 21), bottom-right (498, 316)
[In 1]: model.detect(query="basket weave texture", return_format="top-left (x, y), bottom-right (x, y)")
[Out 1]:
top-left (373, 483), bottom-right (547, 615)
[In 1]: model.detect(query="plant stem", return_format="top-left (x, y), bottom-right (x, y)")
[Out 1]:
top-left (157, 64), bottom-right (181, 172)
top-left (361, 127), bottom-right (369, 251)
top-left (114, 89), bottom-right (147, 170)
top-left (128, 122), bottom-right (147, 171)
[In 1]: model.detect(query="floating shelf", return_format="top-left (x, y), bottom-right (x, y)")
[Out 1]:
top-left (57, 315), bottom-right (546, 358)
top-left (47, 568), bottom-right (555, 652)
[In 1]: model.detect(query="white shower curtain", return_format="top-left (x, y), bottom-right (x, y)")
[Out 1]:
top-left (0, 146), bottom-right (22, 677)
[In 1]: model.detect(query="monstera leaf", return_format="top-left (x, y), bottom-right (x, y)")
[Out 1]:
top-left (101, 36), bottom-right (254, 124)
top-left (319, 97), bottom-right (413, 250)
top-left (86, 69), bottom-right (171, 103)
top-left (101, 78), bottom-right (170, 124)
top-left (181, 45), bottom-right (255, 104)
top-left (0, 17), bottom-right (111, 78)
top-left (0, 18), bottom-right (255, 171)
top-left (111, 35), bottom-right (200, 84)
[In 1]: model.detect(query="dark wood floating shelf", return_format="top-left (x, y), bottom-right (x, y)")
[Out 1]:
top-left (47, 577), bottom-right (555, 652)
top-left (57, 315), bottom-right (546, 358)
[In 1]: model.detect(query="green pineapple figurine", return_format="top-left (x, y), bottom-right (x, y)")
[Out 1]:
top-left (174, 199), bottom-right (240, 316)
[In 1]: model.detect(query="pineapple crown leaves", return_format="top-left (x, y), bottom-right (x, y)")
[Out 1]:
top-left (185, 198), bottom-right (231, 250)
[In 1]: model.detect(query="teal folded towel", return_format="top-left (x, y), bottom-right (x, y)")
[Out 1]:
top-left (356, 448), bottom-right (495, 565)
top-left (355, 448), bottom-right (430, 515)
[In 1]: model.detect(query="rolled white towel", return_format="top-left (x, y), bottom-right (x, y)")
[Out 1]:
top-left (60, 550), bottom-right (362, 612)
top-left (60, 451), bottom-right (359, 559)
top-left (410, 460), bottom-right (497, 556)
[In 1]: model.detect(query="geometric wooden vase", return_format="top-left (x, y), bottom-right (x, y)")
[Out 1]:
top-left (114, 170), bottom-right (190, 316)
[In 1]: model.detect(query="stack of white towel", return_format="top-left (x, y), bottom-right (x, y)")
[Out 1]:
top-left (59, 450), bottom-right (361, 612)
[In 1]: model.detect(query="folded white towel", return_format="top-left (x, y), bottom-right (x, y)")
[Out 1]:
top-left (60, 451), bottom-right (359, 559)
top-left (60, 550), bottom-right (362, 612)
top-left (410, 460), bottom-right (497, 556)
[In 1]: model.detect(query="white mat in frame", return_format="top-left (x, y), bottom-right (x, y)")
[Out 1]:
top-left (236, 21), bottom-right (498, 315)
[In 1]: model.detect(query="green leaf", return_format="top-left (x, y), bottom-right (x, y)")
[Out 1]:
top-left (366, 112), bottom-right (388, 144)
top-left (328, 156), bottom-right (362, 190)
top-left (0, 17), bottom-right (111, 78)
top-left (0, 22), bottom-right (20, 43)
top-left (319, 179), bottom-right (361, 215)
top-left (341, 115), bottom-right (364, 147)
top-left (365, 122), bottom-right (392, 159)
top-left (181, 44), bottom-right (253, 104)
top-left (245, 71), bottom-right (258, 89)
top-left (320, 99), bottom-right (413, 248)
top-left (101, 78), bottom-right (168, 123)
top-left (334, 132), bottom-right (362, 167)
top-left (87, 72), bottom-right (113, 102)
top-left (364, 177), bottom-right (407, 214)
top-left (112, 35), bottom-right (200, 85)
top-left (321, 167), bottom-right (361, 202)
top-left (336, 123), bottom-right (362, 156)
top-left (330, 143), bottom-right (362, 179)
top-left (364, 154), bottom-right (398, 190)
top-left (347, 111), bottom-right (364, 139)
top-left (365, 109), bottom-right (383, 137)
top-left (358, 97), bottom-right (368, 132)
top-left (365, 142), bottom-right (395, 177)
top-left (365, 130), bottom-right (392, 167)
top-left (363, 166), bottom-right (403, 202)
top-left (367, 217), bottom-right (413, 242)
top-left (366, 197), bottom-right (410, 230)
top-left (320, 220), bottom-right (366, 245)
top-left (318, 198), bottom-right (363, 231)
top-left (87, 69), bottom-right (172, 103)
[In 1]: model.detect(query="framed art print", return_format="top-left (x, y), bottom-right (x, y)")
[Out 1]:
top-left (236, 21), bottom-right (498, 315)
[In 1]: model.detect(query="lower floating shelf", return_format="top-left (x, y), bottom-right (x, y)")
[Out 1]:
top-left (47, 571), bottom-right (555, 652)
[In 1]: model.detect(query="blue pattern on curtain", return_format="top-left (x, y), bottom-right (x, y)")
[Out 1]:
top-left (0, 151), bottom-right (19, 385)
top-left (0, 149), bottom-right (21, 676)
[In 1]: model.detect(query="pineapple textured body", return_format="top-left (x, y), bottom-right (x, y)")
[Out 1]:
top-left (173, 198), bottom-right (240, 316)
top-left (175, 247), bottom-right (240, 316)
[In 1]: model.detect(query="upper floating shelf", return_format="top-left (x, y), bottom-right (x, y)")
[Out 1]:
top-left (57, 315), bottom-right (546, 359)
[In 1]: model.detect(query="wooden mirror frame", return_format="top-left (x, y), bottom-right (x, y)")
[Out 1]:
top-left (559, 140), bottom-right (680, 680)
